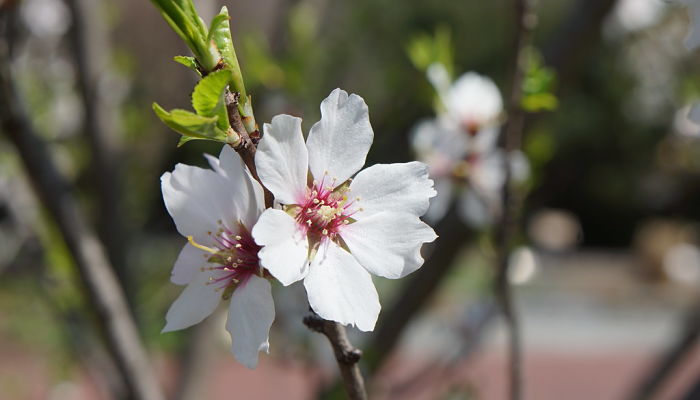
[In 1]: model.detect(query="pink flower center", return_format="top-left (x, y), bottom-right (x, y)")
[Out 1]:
top-left (294, 176), bottom-right (358, 242)
top-left (197, 222), bottom-right (262, 293)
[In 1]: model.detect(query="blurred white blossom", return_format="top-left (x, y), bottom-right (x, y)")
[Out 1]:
top-left (412, 66), bottom-right (528, 227)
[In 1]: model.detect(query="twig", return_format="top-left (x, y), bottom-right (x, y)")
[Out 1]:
top-left (627, 299), bottom-right (700, 400)
top-left (367, 204), bottom-right (470, 371)
top-left (494, 1), bottom-right (537, 400)
top-left (0, 9), bottom-right (164, 400)
top-left (304, 313), bottom-right (367, 400)
top-left (64, 0), bottom-right (129, 294)
top-left (224, 90), bottom-right (273, 208)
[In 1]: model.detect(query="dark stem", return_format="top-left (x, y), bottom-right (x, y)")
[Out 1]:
top-left (494, 1), bottom-right (536, 400)
top-left (627, 300), bottom-right (700, 400)
top-left (303, 313), bottom-right (367, 400)
top-left (0, 9), bottom-right (163, 400)
top-left (224, 90), bottom-right (273, 208)
top-left (64, 0), bottom-right (129, 298)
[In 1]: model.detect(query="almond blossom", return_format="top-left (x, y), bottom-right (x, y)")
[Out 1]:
top-left (251, 88), bottom-right (437, 331)
top-left (413, 65), bottom-right (528, 226)
top-left (160, 145), bottom-right (272, 369)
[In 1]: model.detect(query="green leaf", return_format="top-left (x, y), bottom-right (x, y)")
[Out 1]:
top-left (173, 56), bottom-right (200, 74)
top-left (191, 69), bottom-right (231, 132)
top-left (406, 25), bottom-right (454, 78)
top-left (149, 0), bottom-right (217, 71)
top-left (210, 7), bottom-right (247, 100)
top-left (177, 135), bottom-right (199, 147)
top-left (207, 13), bottom-right (229, 44)
top-left (152, 102), bottom-right (226, 142)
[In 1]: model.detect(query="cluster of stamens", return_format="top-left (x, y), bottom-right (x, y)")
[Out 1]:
top-left (188, 221), bottom-right (262, 295)
top-left (294, 174), bottom-right (359, 242)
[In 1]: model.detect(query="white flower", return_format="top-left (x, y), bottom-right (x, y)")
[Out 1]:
top-left (428, 64), bottom-right (503, 136)
top-left (683, 0), bottom-right (700, 50)
top-left (412, 68), bottom-right (528, 227)
top-left (160, 145), bottom-right (272, 369)
top-left (251, 88), bottom-right (437, 331)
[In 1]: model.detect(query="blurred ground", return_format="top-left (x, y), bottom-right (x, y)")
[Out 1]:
top-left (2, 249), bottom-right (698, 400)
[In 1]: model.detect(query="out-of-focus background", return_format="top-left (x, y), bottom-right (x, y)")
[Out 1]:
top-left (2, 0), bottom-right (700, 399)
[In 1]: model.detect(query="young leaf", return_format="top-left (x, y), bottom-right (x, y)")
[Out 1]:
top-left (192, 69), bottom-right (231, 117)
top-left (173, 56), bottom-right (201, 75)
top-left (210, 7), bottom-right (247, 100)
top-left (207, 14), bottom-right (230, 44)
top-left (153, 103), bottom-right (227, 142)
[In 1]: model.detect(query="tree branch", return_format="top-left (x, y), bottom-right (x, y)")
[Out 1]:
top-left (494, 1), bottom-right (537, 400)
top-left (304, 313), bottom-right (367, 400)
top-left (0, 9), bottom-right (164, 400)
top-left (627, 299), bottom-right (700, 400)
top-left (64, 0), bottom-right (129, 295)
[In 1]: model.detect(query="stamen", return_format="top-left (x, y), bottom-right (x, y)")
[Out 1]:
top-left (187, 236), bottom-right (218, 254)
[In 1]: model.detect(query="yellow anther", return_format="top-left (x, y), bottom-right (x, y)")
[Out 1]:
top-left (322, 229), bottom-right (328, 235)
top-left (235, 243), bottom-right (242, 248)
top-left (235, 235), bottom-right (242, 241)
top-left (187, 236), bottom-right (218, 254)
top-left (313, 198), bottom-right (320, 204)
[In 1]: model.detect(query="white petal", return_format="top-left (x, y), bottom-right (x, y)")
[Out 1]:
top-left (509, 150), bottom-right (530, 183)
top-left (219, 147), bottom-right (265, 227)
top-left (306, 88), bottom-right (373, 186)
top-left (458, 189), bottom-right (497, 228)
top-left (472, 126), bottom-right (500, 153)
top-left (350, 162), bottom-right (435, 218)
top-left (686, 1), bottom-right (700, 50)
top-left (471, 151), bottom-right (506, 196)
top-left (162, 157), bottom-right (257, 242)
top-left (445, 72), bottom-right (502, 126)
top-left (426, 62), bottom-right (452, 101)
top-left (425, 178), bottom-right (454, 224)
top-left (304, 243), bottom-right (380, 331)
top-left (226, 275), bottom-right (275, 369)
top-left (256, 115), bottom-right (308, 205)
top-left (171, 243), bottom-right (207, 285)
top-left (342, 212), bottom-right (437, 279)
top-left (162, 269), bottom-right (221, 332)
top-left (252, 209), bottom-right (309, 286)
top-left (410, 119), bottom-right (468, 175)
top-left (161, 167), bottom-right (224, 243)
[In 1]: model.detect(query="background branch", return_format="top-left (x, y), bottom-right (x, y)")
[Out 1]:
top-left (64, 0), bottom-right (129, 295)
top-left (627, 298), bottom-right (700, 400)
top-left (0, 8), bottom-right (163, 400)
top-left (494, 0), bottom-right (537, 399)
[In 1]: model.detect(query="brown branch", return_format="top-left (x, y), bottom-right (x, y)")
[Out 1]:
top-left (304, 313), bottom-right (367, 400)
top-left (494, 1), bottom-right (537, 400)
top-left (224, 90), bottom-right (273, 208)
top-left (627, 299), bottom-right (700, 400)
top-left (64, 0), bottom-right (129, 294)
top-left (0, 9), bottom-right (163, 400)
